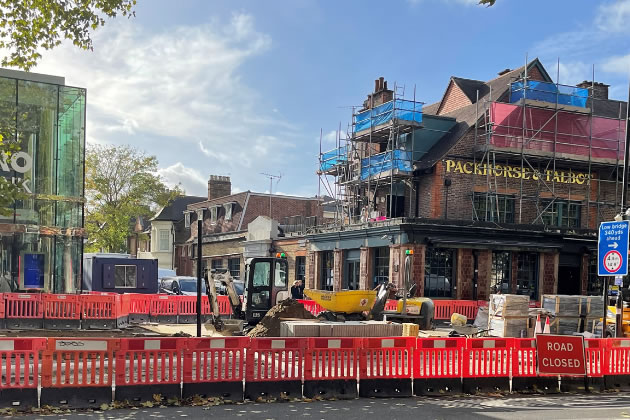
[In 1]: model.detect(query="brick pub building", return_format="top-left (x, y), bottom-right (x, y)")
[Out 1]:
top-left (307, 59), bottom-right (626, 302)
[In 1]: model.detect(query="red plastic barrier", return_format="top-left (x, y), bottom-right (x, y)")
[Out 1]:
top-left (43, 294), bottom-right (80, 320)
top-left (150, 294), bottom-right (178, 323)
top-left (584, 338), bottom-right (604, 377)
top-left (178, 295), bottom-right (212, 322)
top-left (183, 337), bottom-right (248, 399)
top-left (246, 337), bottom-right (306, 382)
top-left (384, 300), bottom-right (398, 311)
top-left (305, 337), bottom-right (360, 381)
top-left (4, 293), bottom-right (43, 319)
top-left (606, 338), bottom-right (630, 376)
top-left (359, 337), bottom-right (415, 380)
top-left (414, 337), bottom-right (464, 379)
top-left (512, 338), bottom-right (536, 378)
top-left (41, 338), bottom-right (118, 408)
top-left (217, 295), bottom-right (232, 315)
top-left (463, 337), bottom-right (512, 378)
top-left (80, 294), bottom-right (117, 320)
top-left (298, 299), bottom-right (326, 316)
top-left (122, 294), bottom-right (151, 323)
top-left (115, 337), bottom-right (184, 402)
top-left (433, 301), bottom-right (453, 320)
top-left (452, 301), bottom-right (478, 320)
top-left (0, 338), bottom-right (46, 408)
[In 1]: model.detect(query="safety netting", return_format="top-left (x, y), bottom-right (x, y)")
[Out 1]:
top-left (510, 81), bottom-right (588, 108)
top-left (491, 102), bottom-right (626, 160)
top-left (354, 99), bottom-right (422, 133)
top-left (320, 146), bottom-right (348, 171)
top-left (360, 149), bottom-right (412, 180)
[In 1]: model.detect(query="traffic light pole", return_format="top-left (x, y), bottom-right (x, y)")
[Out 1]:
top-left (197, 215), bottom-right (203, 338)
top-left (618, 81), bottom-right (630, 338)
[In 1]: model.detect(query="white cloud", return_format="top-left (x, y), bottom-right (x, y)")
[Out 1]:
top-left (157, 162), bottom-right (206, 196)
top-left (34, 14), bottom-right (306, 195)
top-left (602, 53), bottom-right (630, 75)
top-left (556, 61), bottom-right (592, 86)
top-left (596, 0), bottom-right (630, 33)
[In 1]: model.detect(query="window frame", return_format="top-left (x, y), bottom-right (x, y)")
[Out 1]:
top-left (473, 193), bottom-right (515, 223)
top-left (491, 251), bottom-right (511, 294)
top-left (295, 256), bottom-right (306, 281)
top-left (516, 252), bottom-right (538, 300)
top-left (320, 251), bottom-right (333, 291)
top-left (424, 247), bottom-right (455, 298)
top-left (541, 200), bottom-right (581, 228)
top-left (228, 257), bottom-right (240, 279)
top-left (114, 265), bottom-right (137, 288)
top-left (373, 246), bottom-right (390, 288)
top-left (159, 229), bottom-right (170, 251)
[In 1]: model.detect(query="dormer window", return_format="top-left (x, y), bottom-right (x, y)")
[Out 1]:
top-left (210, 206), bottom-right (218, 223)
top-left (224, 202), bottom-right (235, 221)
top-left (184, 211), bottom-right (191, 228)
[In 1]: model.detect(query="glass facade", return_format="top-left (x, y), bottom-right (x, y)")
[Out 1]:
top-left (0, 72), bottom-right (86, 293)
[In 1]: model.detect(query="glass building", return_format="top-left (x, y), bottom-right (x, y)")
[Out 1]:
top-left (0, 69), bottom-right (86, 293)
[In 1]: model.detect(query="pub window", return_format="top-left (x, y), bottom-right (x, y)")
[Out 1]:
top-left (228, 258), bottom-right (240, 279)
top-left (320, 251), bottom-right (333, 291)
top-left (295, 256), bottom-right (306, 281)
top-left (473, 193), bottom-right (515, 223)
top-left (373, 247), bottom-right (390, 288)
top-left (211, 259), bottom-right (224, 271)
top-left (516, 253), bottom-right (538, 300)
top-left (491, 251), bottom-right (511, 294)
top-left (587, 254), bottom-right (605, 296)
top-left (424, 247), bottom-right (454, 298)
top-left (541, 200), bottom-right (581, 228)
top-left (114, 265), bottom-right (137, 288)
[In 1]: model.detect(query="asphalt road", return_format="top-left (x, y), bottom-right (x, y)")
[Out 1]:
top-left (22, 394), bottom-right (630, 420)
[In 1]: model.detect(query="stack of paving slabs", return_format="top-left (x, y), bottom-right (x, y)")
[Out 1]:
top-left (542, 295), bottom-right (605, 335)
top-left (402, 323), bottom-right (419, 337)
top-left (488, 294), bottom-right (529, 337)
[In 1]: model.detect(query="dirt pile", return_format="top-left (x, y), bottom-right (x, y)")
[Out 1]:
top-left (248, 299), bottom-right (316, 337)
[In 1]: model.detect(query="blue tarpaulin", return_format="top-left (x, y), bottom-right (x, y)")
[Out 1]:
top-left (320, 146), bottom-right (348, 171)
top-left (510, 80), bottom-right (588, 108)
top-left (360, 149), bottom-right (412, 180)
top-left (354, 99), bottom-right (422, 133)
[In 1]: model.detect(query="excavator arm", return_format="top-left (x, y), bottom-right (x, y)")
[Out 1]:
top-left (204, 269), bottom-right (245, 332)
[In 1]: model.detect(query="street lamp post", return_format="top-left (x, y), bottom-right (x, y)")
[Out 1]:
top-left (196, 209), bottom-right (203, 338)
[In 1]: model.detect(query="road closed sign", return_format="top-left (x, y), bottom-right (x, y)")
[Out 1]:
top-left (536, 334), bottom-right (586, 375)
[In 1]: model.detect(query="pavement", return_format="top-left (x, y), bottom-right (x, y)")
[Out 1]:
top-left (19, 394), bottom-right (630, 420)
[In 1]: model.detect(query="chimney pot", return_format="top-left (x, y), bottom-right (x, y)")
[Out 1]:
top-left (374, 79), bottom-right (379, 92)
top-left (379, 77), bottom-right (385, 91)
top-left (576, 80), bottom-right (609, 100)
top-left (207, 175), bottom-right (231, 200)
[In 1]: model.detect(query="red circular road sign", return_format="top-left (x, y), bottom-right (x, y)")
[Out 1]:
top-left (604, 250), bottom-right (623, 273)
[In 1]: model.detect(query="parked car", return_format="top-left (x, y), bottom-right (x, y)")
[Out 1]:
top-left (159, 276), bottom-right (230, 296)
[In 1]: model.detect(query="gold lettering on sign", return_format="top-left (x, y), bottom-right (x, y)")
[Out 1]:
top-left (444, 159), bottom-right (592, 185)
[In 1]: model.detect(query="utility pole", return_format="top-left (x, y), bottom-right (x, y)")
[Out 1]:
top-left (617, 77), bottom-right (630, 338)
top-left (196, 209), bottom-right (203, 338)
top-left (260, 173), bottom-right (281, 217)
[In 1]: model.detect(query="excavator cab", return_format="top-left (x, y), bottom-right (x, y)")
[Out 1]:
top-left (244, 256), bottom-right (289, 324)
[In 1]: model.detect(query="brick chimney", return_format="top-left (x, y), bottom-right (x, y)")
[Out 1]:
top-left (207, 175), bottom-right (231, 200)
top-left (577, 81), bottom-right (609, 101)
top-left (363, 76), bottom-right (394, 109)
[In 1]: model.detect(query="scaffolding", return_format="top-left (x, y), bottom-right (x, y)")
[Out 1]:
top-left (317, 81), bottom-right (423, 226)
top-left (472, 61), bottom-right (627, 229)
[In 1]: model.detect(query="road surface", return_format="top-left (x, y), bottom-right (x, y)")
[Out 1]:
top-left (24, 394), bottom-right (630, 419)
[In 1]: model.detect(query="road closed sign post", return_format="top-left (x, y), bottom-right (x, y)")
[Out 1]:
top-left (598, 220), bottom-right (630, 276)
top-left (536, 335), bottom-right (586, 375)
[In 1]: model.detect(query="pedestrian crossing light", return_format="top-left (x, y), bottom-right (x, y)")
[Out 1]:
top-left (405, 249), bottom-right (413, 255)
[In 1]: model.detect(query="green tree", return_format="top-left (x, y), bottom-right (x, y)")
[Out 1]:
top-left (478, 0), bottom-right (496, 5)
top-left (85, 144), bottom-right (181, 253)
top-left (0, 0), bottom-right (137, 215)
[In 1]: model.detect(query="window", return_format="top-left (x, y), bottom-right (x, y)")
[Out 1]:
top-left (159, 229), bottom-right (169, 251)
top-left (373, 247), bottom-right (390, 287)
top-left (424, 247), bottom-right (454, 298)
top-left (224, 203), bottom-right (233, 221)
top-left (473, 193), bottom-right (515, 223)
top-left (516, 253), bottom-right (538, 300)
top-left (211, 259), bottom-right (224, 271)
top-left (275, 261), bottom-right (287, 287)
top-left (191, 244), bottom-right (197, 258)
top-left (114, 265), bottom-right (137, 288)
top-left (541, 200), bottom-right (581, 228)
top-left (228, 258), bottom-right (240, 279)
top-left (184, 212), bottom-right (191, 228)
top-left (587, 254), bottom-right (605, 296)
top-left (252, 261), bottom-right (271, 287)
top-left (295, 256), bottom-right (306, 281)
top-left (210, 206), bottom-right (218, 223)
top-left (491, 251), bottom-right (511, 294)
top-left (320, 251), bottom-right (333, 291)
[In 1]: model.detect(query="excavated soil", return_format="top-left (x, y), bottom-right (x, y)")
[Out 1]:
top-left (248, 299), bottom-right (316, 337)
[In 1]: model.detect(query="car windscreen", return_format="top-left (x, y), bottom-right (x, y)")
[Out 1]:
top-left (178, 279), bottom-right (206, 293)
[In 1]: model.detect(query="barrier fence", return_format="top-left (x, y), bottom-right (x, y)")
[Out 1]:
top-left (2, 336), bottom-right (630, 409)
top-left (0, 293), bottom-right (490, 329)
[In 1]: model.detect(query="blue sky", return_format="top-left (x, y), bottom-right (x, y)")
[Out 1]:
top-left (35, 0), bottom-right (630, 198)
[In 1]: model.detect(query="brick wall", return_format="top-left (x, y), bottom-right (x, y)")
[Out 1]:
top-left (274, 237), bottom-right (308, 284)
top-left (333, 249), bottom-right (343, 291)
top-left (457, 249), bottom-right (474, 299)
top-left (541, 253), bottom-right (558, 295)
top-left (359, 247), bottom-right (373, 290)
top-left (307, 251), bottom-right (316, 289)
top-left (242, 195), bottom-right (321, 229)
top-left (407, 244), bottom-right (426, 296)
top-left (438, 80), bottom-right (472, 115)
top-left (476, 249), bottom-right (492, 300)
